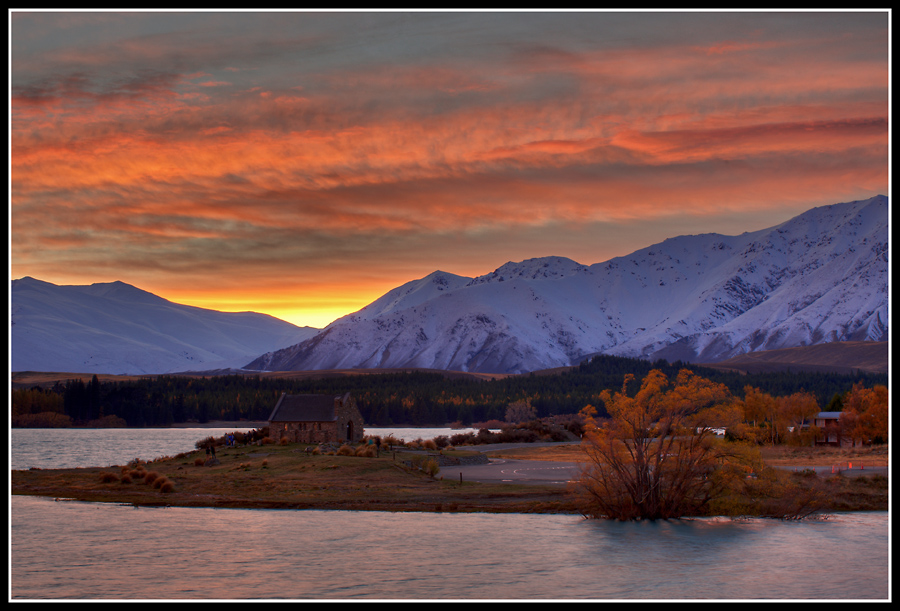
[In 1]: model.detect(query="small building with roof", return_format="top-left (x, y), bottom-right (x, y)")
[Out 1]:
top-left (813, 411), bottom-right (845, 447)
top-left (267, 392), bottom-right (364, 445)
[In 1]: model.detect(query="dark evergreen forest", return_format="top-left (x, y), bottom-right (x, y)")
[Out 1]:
top-left (24, 354), bottom-right (887, 427)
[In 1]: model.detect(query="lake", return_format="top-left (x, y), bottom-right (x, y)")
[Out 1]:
top-left (9, 426), bottom-right (479, 471)
top-left (9, 427), bottom-right (891, 601)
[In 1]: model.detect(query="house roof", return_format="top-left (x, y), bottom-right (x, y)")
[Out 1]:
top-left (268, 394), bottom-right (340, 423)
top-left (815, 411), bottom-right (843, 419)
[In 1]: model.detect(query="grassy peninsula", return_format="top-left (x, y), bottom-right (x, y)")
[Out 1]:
top-left (12, 442), bottom-right (577, 514)
top-left (11, 440), bottom-right (887, 516)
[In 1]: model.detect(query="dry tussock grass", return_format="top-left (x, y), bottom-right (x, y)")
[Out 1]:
top-left (143, 471), bottom-right (160, 485)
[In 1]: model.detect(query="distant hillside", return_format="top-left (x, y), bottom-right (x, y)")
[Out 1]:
top-left (11, 277), bottom-right (320, 374)
top-left (699, 341), bottom-right (888, 375)
top-left (10, 367), bottom-right (509, 390)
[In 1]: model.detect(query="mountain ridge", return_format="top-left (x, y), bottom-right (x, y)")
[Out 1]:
top-left (245, 195), bottom-right (888, 374)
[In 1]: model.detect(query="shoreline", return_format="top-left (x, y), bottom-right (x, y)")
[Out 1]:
top-left (12, 441), bottom-right (888, 517)
top-left (166, 420), bottom-right (269, 429)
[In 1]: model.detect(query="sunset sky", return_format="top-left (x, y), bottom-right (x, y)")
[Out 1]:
top-left (9, 10), bottom-right (890, 328)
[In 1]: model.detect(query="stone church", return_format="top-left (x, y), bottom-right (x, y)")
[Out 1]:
top-left (267, 392), bottom-right (364, 445)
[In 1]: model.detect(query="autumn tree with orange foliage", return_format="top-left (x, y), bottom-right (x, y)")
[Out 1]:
top-left (735, 385), bottom-right (782, 444)
top-left (731, 387), bottom-right (822, 446)
top-left (777, 390), bottom-right (821, 446)
top-left (573, 369), bottom-right (750, 520)
top-left (841, 383), bottom-right (888, 445)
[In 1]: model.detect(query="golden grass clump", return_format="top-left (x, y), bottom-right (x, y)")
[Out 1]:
top-left (143, 471), bottom-right (161, 485)
top-left (336, 445), bottom-right (355, 456)
top-left (356, 445), bottom-right (377, 457)
top-left (159, 479), bottom-right (175, 493)
top-left (422, 459), bottom-right (440, 478)
top-left (262, 459), bottom-right (268, 468)
top-left (262, 437), bottom-right (274, 445)
top-left (422, 439), bottom-right (438, 451)
top-left (280, 437), bottom-right (290, 445)
top-left (120, 474), bottom-right (133, 484)
top-left (99, 472), bottom-right (119, 484)
top-left (194, 457), bottom-right (205, 467)
top-left (379, 434), bottom-right (402, 447)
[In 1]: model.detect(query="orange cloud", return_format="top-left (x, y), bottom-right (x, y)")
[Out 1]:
top-left (10, 11), bottom-right (888, 327)
top-left (610, 117), bottom-right (887, 164)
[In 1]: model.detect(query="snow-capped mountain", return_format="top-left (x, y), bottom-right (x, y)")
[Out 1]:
top-left (10, 277), bottom-right (319, 374)
top-left (245, 195), bottom-right (888, 374)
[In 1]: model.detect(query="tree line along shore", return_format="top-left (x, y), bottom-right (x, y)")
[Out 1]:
top-left (11, 354), bottom-right (888, 429)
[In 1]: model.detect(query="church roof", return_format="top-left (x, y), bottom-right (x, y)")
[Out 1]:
top-left (268, 394), bottom-right (340, 423)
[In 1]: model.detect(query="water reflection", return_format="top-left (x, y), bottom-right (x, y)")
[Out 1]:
top-left (11, 497), bottom-right (889, 600)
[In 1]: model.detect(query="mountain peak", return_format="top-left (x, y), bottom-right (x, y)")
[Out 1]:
top-left (80, 280), bottom-right (169, 304)
top-left (468, 256), bottom-right (589, 286)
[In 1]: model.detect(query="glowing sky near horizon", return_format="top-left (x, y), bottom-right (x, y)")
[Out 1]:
top-left (10, 10), bottom-right (889, 328)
